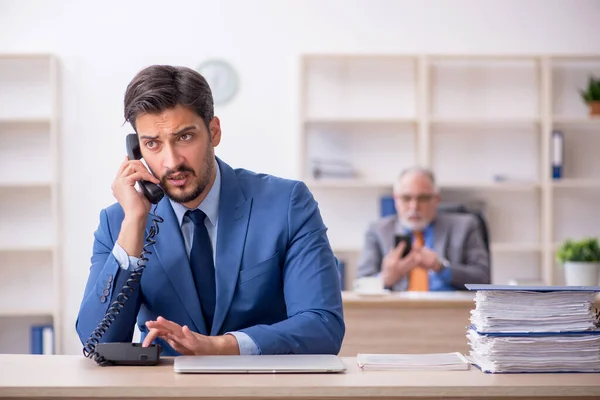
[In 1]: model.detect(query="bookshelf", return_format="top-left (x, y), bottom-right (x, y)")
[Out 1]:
top-left (0, 54), bottom-right (61, 354)
top-left (299, 54), bottom-right (600, 290)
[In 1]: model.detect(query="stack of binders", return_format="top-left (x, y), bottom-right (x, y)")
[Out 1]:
top-left (465, 284), bottom-right (600, 373)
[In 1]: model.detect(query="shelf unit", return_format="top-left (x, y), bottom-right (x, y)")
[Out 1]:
top-left (0, 54), bottom-right (61, 354)
top-left (300, 54), bottom-right (600, 290)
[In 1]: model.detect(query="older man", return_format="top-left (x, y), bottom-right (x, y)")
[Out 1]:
top-left (356, 167), bottom-right (490, 291)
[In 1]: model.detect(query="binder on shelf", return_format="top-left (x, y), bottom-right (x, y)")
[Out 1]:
top-left (380, 195), bottom-right (396, 217)
top-left (310, 159), bottom-right (357, 180)
top-left (552, 130), bottom-right (564, 180)
top-left (30, 325), bottom-right (54, 355)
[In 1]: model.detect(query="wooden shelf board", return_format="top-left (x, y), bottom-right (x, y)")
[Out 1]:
top-left (303, 54), bottom-right (418, 61)
top-left (0, 309), bottom-right (54, 317)
top-left (439, 182), bottom-right (540, 191)
top-left (552, 117), bottom-right (600, 125)
top-left (0, 245), bottom-right (55, 253)
top-left (0, 53), bottom-right (53, 60)
top-left (0, 117), bottom-right (51, 125)
top-left (550, 54), bottom-right (600, 61)
top-left (491, 243), bottom-right (543, 252)
top-left (429, 54), bottom-right (541, 61)
top-left (304, 117), bottom-right (417, 126)
top-left (430, 117), bottom-right (540, 126)
top-left (306, 180), bottom-right (392, 189)
top-left (0, 181), bottom-right (54, 188)
top-left (551, 179), bottom-right (600, 188)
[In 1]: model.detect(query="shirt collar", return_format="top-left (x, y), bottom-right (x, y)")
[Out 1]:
top-left (170, 159), bottom-right (221, 227)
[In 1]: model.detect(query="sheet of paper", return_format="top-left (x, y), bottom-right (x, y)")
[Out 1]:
top-left (357, 352), bottom-right (470, 371)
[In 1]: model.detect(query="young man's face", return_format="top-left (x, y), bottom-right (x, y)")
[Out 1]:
top-left (135, 104), bottom-right (221, 208)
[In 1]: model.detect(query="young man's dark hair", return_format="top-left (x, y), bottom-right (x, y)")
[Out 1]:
top-left (124, 65), bottom-right (214, 131)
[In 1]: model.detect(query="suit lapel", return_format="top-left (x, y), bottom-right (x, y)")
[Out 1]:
top-left (433, 214), bottom-right (450, 257)
top-left (148, 198), bottom-right (207, 334)
top-left (211, 159), bottom-right (252, 335)
top-left (385, 218), bottom-right (399, 253)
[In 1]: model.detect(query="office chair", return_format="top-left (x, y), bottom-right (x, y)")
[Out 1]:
top-left (437, 202), bottom-right (491, 252)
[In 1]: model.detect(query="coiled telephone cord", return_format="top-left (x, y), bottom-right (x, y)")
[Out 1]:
top-left (82, 209), bottom-right (163, 365)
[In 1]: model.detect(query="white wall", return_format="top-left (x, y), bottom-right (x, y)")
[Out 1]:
top-left (1, 0), bottom-right (599, 355)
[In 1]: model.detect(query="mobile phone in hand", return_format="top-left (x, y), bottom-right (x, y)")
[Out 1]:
top-left (394, 234), bottom-right (412, 258)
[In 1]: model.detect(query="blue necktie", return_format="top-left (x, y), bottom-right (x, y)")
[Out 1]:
top-left (186, 209), bottom-right (216, 334)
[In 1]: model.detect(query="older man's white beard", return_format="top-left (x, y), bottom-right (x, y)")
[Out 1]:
top-left (399, 215), bottom-right (430, 232)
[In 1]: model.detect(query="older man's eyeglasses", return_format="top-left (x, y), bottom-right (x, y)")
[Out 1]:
top-left (396, 194), bottom-right (435, 204)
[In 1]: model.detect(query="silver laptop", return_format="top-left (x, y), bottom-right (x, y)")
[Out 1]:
top-left (173, 354), bottom-right (347, 374)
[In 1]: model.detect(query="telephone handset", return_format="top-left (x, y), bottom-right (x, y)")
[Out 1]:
top-left (82, 134), bottom-right (165, 366)
top-left (125, 133), bottom-right (165, 204)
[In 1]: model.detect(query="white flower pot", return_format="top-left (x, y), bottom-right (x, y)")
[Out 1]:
top-left (564, 261), bottom-right (600, 286)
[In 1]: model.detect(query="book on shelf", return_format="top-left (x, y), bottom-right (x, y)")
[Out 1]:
top-left (465, 284), bottom-right (600, 373)
top-left (30, 324), bottom-right (54, 355)
top-left (380, 195), bottom-right (396, 218)
top-left (552, 130), bottom-right (564, 180)
top-left (310, 159), bottom-right (357, 180)
top-left (357, 352), bottom-right (470, 371)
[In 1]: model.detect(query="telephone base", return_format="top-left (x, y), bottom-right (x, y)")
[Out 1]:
top-left (94, 342), bottom-right (161, 366)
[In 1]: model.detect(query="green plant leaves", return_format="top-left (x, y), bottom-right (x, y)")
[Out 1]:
top-left (556, 237), bottom-right (600, 263)
top-left (580, 75), bottom-right (600, 103)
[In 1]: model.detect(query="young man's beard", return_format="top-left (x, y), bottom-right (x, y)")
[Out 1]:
top-left (160, 156), bottom-right (215, 204)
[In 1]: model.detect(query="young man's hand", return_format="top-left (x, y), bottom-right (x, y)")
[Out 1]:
top-left (113, 156), bottom-right (161, 257)
top-left (142, 316), bottom-right (239, 355)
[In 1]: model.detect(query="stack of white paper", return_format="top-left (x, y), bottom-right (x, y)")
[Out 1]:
top-left (470, 290), bottom-right (599, 333)
top-left (468, 330), bottom-right (600, 373)
top-left (356, 352), bottom-right (470, 371)
top-left (466, 286), bottom-right (600, 373)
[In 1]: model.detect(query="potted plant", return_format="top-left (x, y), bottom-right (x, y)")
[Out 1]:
top-left (579, 75), bottom-right (600, 117)
top-left (556, 237), bottom-right (600, 286)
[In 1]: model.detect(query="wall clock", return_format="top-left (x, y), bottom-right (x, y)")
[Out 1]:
top-left (196, 59), bottom-right (239, 105)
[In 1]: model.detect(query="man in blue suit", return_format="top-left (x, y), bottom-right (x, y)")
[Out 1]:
top-left (75, 65), bottom-right (345, 356)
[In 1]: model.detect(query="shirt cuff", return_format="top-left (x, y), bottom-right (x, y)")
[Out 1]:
top-left (226, 331), bottom-right (261, 355)
top-left (113, 242), bottom-right (140, 271)
top-left (438, 261), bottom-right (452, 283)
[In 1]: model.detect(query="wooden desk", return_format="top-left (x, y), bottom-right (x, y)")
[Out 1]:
top-left (340, 291), bottom-right (600, 357)
top-left (340, 291), bottom-right (475, 356)
top-left (1, 354), bottom-right (599, 399)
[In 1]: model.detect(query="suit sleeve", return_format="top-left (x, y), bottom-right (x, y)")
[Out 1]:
top-left (449, 217), bottom-right (491, 288)
top-left (75, 209), bottom-right (143, 345)
top-left (355, 223), bottom-right (384, 279)
top-left (239, 181), bottom-right (345, 355)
